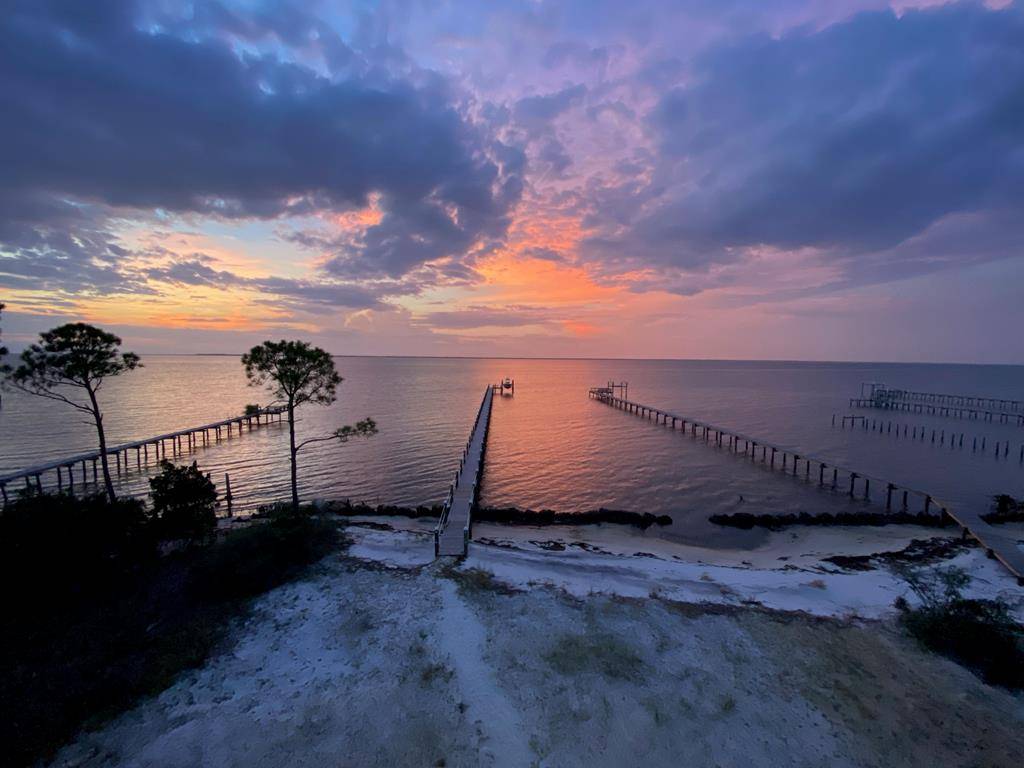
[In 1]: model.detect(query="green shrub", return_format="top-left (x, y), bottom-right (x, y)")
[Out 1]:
top-left (897, 567), bottom-right (1024, 690)
top-left (149, 461), bottom-right (218, 543)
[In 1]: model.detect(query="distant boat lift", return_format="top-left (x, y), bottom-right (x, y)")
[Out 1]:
top-left (492, 377), bottom-right (515, 395)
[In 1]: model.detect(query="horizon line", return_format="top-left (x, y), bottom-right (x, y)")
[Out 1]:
top-left (101, 352), bottom-right (1024, 367)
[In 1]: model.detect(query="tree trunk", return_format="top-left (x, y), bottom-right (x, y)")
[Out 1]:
top-left (87, 386), bottom-right (117, 503)
top-left (288, 398), bottom-right (299, 512)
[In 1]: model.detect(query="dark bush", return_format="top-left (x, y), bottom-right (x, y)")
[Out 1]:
top-left (897, 567), bottom-right (1024, 690)
top-left (149, 460), bottom-right (218, 542)
top-left (323, 500), bottom-right (673, 528)
top-left (190, 506), bottom-right (338, 602)
top-left (983, 494), bottom-right (1024, 524)
top-left (0, 492), bottom-right (154, 610)
top-left (479, 506), bottom-right (672, 528)
top-left (0, 499), bottom-right (341, 767)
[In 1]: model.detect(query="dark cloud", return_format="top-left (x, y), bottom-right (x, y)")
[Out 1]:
top-left (0, 193), bottom-right (152, 295)
top-left (150, 0), bottom-right (358, 75)
top-left (254, 277), bottom-right (385, 311)
top-left (522, 247), bottom-right (566, 263)
top-left (0, 0), bottom-right (522, 291)
top-left (146, 256), bottom-right (387, 310)
top-left (417, 305), bottom-right (555, 330)
top-left (145, 257), bottom-right (239, 289)
top-left (513, 83), bottom-right (587, 135)
top-left (583, 2), bottom-right (1024, 276)
top-left (537, 139), bottom-right (573, 177)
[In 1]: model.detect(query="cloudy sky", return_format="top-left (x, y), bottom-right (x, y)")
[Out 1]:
top-left (1, 0), bottom-right (1022, 361)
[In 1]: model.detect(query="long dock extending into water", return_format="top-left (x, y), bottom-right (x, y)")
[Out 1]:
top-left (0, 406), bottom-right (286, 505)
top-left (589, 385), bottom-right (1024, 584)
top-left (434, 386), bottom-right (494, 557)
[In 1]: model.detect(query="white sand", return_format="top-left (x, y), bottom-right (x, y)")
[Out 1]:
top-left (349, 518), bottom-right (1024, 620)
top-left (52, 521), bottom-right (1024, 768)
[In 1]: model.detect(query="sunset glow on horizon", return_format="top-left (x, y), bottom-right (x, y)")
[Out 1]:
top-left (2, 0), bottom-right (1024, 362)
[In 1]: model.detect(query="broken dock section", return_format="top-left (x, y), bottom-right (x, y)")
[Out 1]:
top-left (434, 386), bottom-right (494, 558)
top-left (589, 385), bottom-right (1024, 584)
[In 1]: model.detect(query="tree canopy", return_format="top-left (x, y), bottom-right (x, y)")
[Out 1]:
top-left (241, 340), bottom-right (339, 408)
top-left (10, 323), bottom-right (140, 412)
top-left (242, 339), bottom-right (375, 511)
top-left (8, 323), bottom-right (140, 502)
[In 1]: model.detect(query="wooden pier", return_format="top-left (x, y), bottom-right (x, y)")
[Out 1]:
top-left (0, 406), bottom-right (287, 506)
top-left (850, 397), bottom-right (1024, 426)
top-left (590, 387), bottom-right (1024, 584)
top-left (434, 386), bottom-right (494, 558)
top-left (862, 384), bottom-right (1024, 415)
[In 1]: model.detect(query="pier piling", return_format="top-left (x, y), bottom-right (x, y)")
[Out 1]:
top-left (0, 405), bottom-right (287, 506)
top-left (589, 385), bottom-right (1024, 583)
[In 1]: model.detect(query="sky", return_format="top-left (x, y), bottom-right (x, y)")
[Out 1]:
top-left (1, 0), bottom-right (1023, 362)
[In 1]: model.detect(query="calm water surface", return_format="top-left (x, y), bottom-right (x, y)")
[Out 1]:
top-left (2, 357), bottom-right (1023, 547)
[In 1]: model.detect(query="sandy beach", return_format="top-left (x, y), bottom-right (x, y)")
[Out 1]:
top-left (51, 519), bottom-right (1024, 767)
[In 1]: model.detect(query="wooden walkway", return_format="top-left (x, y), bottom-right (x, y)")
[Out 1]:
top-left (866, 386), bottom-right (1024, 414)
top-left (850, 397), bottom-right (1024, 426)
top-left (0, 406), bottom-right (286, 505)
top-left (434, 386), bottom-right (494, 558)
top-left (590, 388), bottom-right (1024, 584)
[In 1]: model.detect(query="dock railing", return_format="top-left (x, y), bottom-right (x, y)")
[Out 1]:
top-left (591, 388), bottom-right (947, 516)
top-left (434, 386), bottom-right (493, 557)
top-left (0, 405), bottom-right (287, 507)
top-left (590, 386), bottom-right (1024, 584)
top-left (850, 394), bottom-right (1024, 426)
top-left (865, 385), bottom-right (1024, 414)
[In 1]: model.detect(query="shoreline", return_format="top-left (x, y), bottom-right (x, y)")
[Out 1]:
top-left (343, 515), bottom-right (1024, 621)
top-left (51, 514), bottom-right (1024, 767)
top-left (317, 500), bottom-right (674, 529)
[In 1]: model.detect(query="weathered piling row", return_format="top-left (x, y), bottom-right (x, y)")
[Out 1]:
top-left (833, 415), bottom-right (1024, 463)
top-left (434, 386), bottom-right (494, 558)
top-left (591, 387), bottom-right (1024, 584)
top-left (850, 397), bottom-right (1024, 426)
top-left (871, 387), bottom-right (1024, 414)
top-left (594, 389), bottom-right (943, 515)
top-left (0, 405), bottom-right (287, 507)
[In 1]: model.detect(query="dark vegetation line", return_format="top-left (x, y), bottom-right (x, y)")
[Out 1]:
top-left (0, 483), bottom-right (341, 768)
top-left (708, 510), bottom-right (953, 530)
top-left (984, 494), bottom-right (1024, 524)
top-left (896, 566), bottom-right (1024, 691)
top-left (323, 500), bottom-right (673, 529)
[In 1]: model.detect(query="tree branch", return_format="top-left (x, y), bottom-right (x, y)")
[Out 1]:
top-left (295, 418), bottom-right (378, 454)
top-left (294, 434), bottom-right (344, 453)
top-left (9, 383), bottom-right (94, 415)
